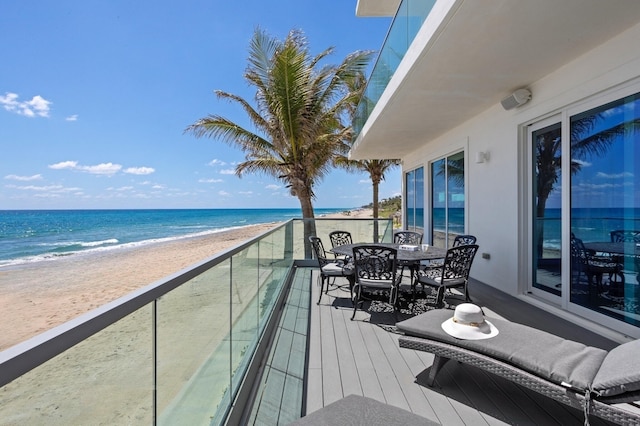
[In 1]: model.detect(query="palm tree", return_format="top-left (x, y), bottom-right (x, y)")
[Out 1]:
top-left (334, 158), bottom-right (399, 217)
top-left (533, 115), bottom-right (640, 257)
top-left (334, 69), bottom-right (400, 240)
top-left (337, 158), bottom-right (400, 241)
top-left (185, 28), bottom-right (372, 256)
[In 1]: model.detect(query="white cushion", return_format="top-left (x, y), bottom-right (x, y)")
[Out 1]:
top-left (322, 262), bottom-right (352, 276)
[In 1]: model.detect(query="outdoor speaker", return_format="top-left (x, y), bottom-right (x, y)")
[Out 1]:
top-left (501, 88), bottom-right (531, 110)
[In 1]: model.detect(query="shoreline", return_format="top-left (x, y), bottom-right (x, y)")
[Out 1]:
top-left (0, 222), bottom-right (279, 351)
top-left (0, 209), bottom-right (373, 351)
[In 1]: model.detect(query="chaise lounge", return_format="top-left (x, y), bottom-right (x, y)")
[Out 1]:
top-left (396, 309), bottom-right (640, 425)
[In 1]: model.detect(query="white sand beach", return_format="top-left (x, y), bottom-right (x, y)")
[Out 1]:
top-left (0, 209), bottom-right (373, 351)
top-left (0, 208), bottom-right (387, 424)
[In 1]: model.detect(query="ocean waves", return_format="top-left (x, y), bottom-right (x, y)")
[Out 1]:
top-left (0, 208), bottom-right (346, 269)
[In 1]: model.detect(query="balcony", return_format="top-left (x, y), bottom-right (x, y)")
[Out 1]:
top-left (353, 0), bottom-right (436, 137)
top-left (0, 218), bottom-right (624, 425)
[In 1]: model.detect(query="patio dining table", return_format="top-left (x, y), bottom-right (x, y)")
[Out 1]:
top-left (330, 242), bottom-right (446, 264)
top-left (585, 241), bottom-right (640, 285)
top-left (331, 243), bottom-right (447, 291)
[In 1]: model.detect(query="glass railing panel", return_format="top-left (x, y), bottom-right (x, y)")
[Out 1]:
top-left (0, 305), bottom-right (154, 424)
top-left (354, 0), bottom-right (436, 136)
top-left (294, 219), bottom-right (394, 255)
top-left (257, 229), bottom-right (285, 330)
top-left (211, 227), bottom-right (293, 425)
top-left (229, 245), bottom-right (261, 403)
top-left (156, 261), bottom-right (231, 425)
top-left (0, 219), bottom-right (304, 426)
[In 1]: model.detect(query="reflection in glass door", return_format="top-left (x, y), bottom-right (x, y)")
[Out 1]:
top-left (431, 152), bottom-right (465, 248)
top-left (569, 91), bottom-right (640, 327)
top-left (530, 119), bottom-right (562, 298)
top-left (405, 167), bottom-right (424, 233)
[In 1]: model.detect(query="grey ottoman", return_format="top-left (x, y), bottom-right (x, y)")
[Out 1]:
top-left (288, 394), bottom-right (439, 425)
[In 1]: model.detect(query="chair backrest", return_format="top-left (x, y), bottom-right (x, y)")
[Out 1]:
top-left (453, 234), bottom-right (477, 247)
top-left (610, 230), bottom-right (640, 243)
top-left (393, 231), bottom-right (423, 245)
top-left (309, 236), bottom-right (331, 267)
top-left (441, 244), bottom-right (479, 280)
top-left (352, 245), bottom-right (398, 283)
top-left (570, 235), bottom-right (591, 268)
top-left (329, 230), bottom-right (353, 248)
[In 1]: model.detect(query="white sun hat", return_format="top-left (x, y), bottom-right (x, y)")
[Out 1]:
top-left (441, 303), bottom-right (499, 340)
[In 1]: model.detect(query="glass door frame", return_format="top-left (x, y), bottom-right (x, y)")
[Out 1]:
top-left (526, 114), bottom-right (564, 304)
top-left (430, 150), bottom-right (466, 249)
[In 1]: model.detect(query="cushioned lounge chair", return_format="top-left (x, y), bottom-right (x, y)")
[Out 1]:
top-left (396, 309), bottom-right (640, 426)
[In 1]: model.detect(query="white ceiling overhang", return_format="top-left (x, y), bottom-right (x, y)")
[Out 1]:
top-left (355, 0), bottom-right (401, 17)
top-left (351, 0), bottom-right (640, 159)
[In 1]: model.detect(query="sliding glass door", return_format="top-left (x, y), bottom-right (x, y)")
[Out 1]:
top-left (431, 152), bottom-right (465, 248)
top-left (529, 117), bottom-right (563, 300)
top-left (569, 91), bottom-right (640, 327)
top-left (405, 167), bottom-right (424, 233)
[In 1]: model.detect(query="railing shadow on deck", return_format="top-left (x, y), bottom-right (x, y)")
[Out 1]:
top-left (0, 217), bottom-right (393, 425)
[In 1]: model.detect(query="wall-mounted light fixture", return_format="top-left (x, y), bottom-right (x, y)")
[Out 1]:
top-left (475, 151), bottom-right (489, 164)
top-left (501, 88), bottom-right (531, 110)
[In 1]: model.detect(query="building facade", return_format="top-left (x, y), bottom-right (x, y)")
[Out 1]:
top-left (353, 0), bottom-right (640, 340)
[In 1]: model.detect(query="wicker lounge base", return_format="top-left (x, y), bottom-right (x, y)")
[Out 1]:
top-left (397, 310), bottom-right (640, 426)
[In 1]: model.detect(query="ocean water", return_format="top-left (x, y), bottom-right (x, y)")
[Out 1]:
top-left (0, 208), bottom-right (347, 268)
top-left (540, 207), bottom-right (640, 250)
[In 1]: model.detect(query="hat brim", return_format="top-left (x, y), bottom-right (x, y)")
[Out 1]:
top-left (441, 317), bottom-right (499, 340)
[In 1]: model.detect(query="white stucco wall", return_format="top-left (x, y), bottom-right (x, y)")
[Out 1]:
top-left (402, 20), bottom-right (640, 302)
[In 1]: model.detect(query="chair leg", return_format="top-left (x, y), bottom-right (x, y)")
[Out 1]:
top-left (351, 286), bottom-right (361, 320)
top-left (426, 355), bottom-right (450, 386)
top-left (347, 276), bottom-right (355, 306)
top-left (464, 282), bottom-right (472, 303)
top-left (317, 275), bottom-right (325, 305)
top-left (436, 287), bottom-right (445, 308)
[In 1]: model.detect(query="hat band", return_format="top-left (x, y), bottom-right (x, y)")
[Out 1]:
top-left (452, 317), bottom-right (482, 327)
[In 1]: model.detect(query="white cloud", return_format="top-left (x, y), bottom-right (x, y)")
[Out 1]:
top-left (49, 161), bottom-right (123, 176)
top-left (596, 171), bottom-right (634, 179)
top-left (265, 184), bottom-right (280, 190)
top-left (80, 163), bottom-right (122, 175)
top-left (572, 159), bottom-right (592, 167)
top-left (5, 184), bottom-right (58, 191)
top-left (4, 174), bottom-right (43, 181)
top-left (199, 178), bottom-right (223, 183)
top-left (239, 191), bottom-right (253, 195)
top-left (359, 179), bottom-right (369, 184)
top-left (220, 169), bottom-right (236, 175)
top-left (124, 167), bottom-right (155, 175)
top-left (0, 92), bottom-right (52, 117)
top-left (218, 190), bottom-right (231, 196)
top-left (65, 114), bottom-right (78, 121)
top-left (49, 161), bottom-right (78, 170)
top-left (208, 159), bottom-right (226, 166)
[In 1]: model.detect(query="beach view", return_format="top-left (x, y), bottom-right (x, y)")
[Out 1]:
top-left (0, 208), bottom-right (376, 350)
top-left (0, 1), bottom-right (403, 423)
top-left (5, 0), bottom-right (640, 425)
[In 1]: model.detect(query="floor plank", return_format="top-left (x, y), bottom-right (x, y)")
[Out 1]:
top-left (303, 268), bottom-right (621, 426)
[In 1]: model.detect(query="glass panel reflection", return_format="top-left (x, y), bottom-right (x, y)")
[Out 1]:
top-left (431, 152), bottom-right (465, 248)
top-left (532, 122), bottom-right (562, 296)
top-left (157, 261), bottom-right (231, 425)
top-left (0, 307), bottom-right (154, 424)
top-left (570, 91), bottom-right (640, 327)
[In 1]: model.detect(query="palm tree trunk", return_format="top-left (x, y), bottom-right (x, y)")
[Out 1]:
top-left (299, 195), bottom-right (316, 258)
top-left (372, 181), bottom-right (379, 242)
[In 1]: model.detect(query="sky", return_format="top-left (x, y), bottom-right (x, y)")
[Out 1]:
top-left (0, 1), bottom-right (399, 210)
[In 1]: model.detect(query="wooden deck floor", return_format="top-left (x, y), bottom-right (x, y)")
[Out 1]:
top-left (305, 270), bottom-right (618, 425)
